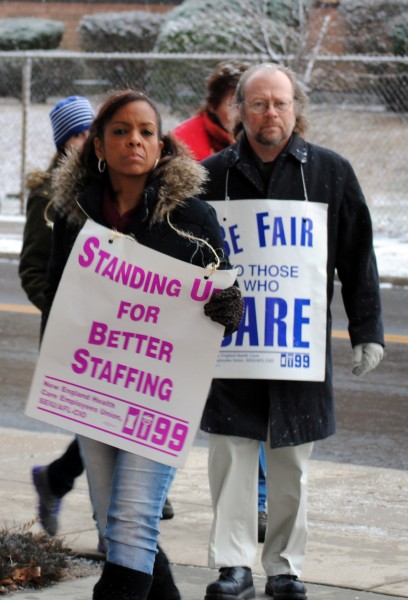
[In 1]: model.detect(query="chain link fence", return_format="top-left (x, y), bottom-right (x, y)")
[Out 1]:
top-left (0, 51), bottom-right (407, 236)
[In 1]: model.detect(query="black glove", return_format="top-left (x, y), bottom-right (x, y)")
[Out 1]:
top-left (204, 285), bottom-right (244, 337)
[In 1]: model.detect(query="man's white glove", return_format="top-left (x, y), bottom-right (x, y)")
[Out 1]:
top-left (352, 343), bottom-right (384, 376)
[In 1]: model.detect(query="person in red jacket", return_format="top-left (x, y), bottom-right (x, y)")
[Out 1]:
top-left (173, 60), bottom-right (270, 544)
top-left (173, 61), bottom-right (249, 161)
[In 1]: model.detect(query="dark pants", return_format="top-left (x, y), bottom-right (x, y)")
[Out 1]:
top-left (48, 437), bottom-right (84, 498)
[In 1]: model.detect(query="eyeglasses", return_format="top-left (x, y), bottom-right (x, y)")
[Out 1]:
top-left (244, 99), bottom-right (293, 114)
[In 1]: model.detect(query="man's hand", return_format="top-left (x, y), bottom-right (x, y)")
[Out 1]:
top-left (352, 343), bottom-right (384, 376)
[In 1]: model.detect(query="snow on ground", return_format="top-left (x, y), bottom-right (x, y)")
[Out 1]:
top-left (373, 234), bottom-right (408, 280)
top-left (0, 236), bottom-right (22, 257)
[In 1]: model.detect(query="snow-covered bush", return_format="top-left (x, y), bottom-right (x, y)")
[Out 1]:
top-left (77, 11), bottom-right (165, 93)
top-left (338, 1), bottom-right (408, 112)
top-left (339, 0), bottom-right (408, 55)
top-left (0, 17), bottom-right (63, 50)
top-left (391, 12), bottom-right (408, 55)
top-left (151, 0), bottom-right (309, 116)
top-left (0, 18), bottom-right (81, 102)
top-left (78, 11), bottom-right (164, 53)
top-left (155, 0), bottom-right (306, 57)
top-left (381, 13), bottom-right (408, 112)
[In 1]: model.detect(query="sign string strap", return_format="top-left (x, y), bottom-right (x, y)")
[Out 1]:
top-left (105, 217), bottom-right (222, 279)
top-left (107, 229), bottom-right (136, 244)
top-left (223, 168), bottom-right (231, 222)
top-left (300, 163), bottom-right (309, 220)
top-left (166, 214), bottom-right (221, 277)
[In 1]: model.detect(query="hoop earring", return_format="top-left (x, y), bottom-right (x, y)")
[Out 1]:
top-left (98, 158), bottom-right (106, 173)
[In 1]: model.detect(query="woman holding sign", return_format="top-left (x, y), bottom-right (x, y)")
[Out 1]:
top-left (41, 89), bottom-right (243, 600)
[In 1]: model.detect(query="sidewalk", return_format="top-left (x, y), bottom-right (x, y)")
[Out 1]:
top-left (1, 428), bottom-right (407, 599)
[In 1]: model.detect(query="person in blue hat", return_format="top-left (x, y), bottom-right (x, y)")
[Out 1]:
top-left (20, 96), bottom-right (95, 311)
top-left (19, 95), bottom-right (96, 541)
top-left (50, 95), bottom-right (95, 151)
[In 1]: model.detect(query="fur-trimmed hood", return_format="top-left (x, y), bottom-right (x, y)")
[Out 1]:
top-left (26, 169), bottom-right (51, 192)
top-left (51, 147), bottom-right (209, 228)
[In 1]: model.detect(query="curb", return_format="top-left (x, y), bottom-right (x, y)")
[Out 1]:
top-left (1, 217), bottom-right (408, 287)
top-left (380, 275), bottom-right (408, 287)
top-left (0, 251), bottom-right (21, 261)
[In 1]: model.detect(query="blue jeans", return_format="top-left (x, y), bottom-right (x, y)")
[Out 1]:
top-left (258, 443), bottom-right (267, 512)
top-left (78, 436), bottom-right (176, 574)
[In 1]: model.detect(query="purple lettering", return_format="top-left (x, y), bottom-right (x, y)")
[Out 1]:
top-left (71, 348), bottom-right (89, 373)
top-left (78, 236), bottom-right (99, 268)
top-left (190, 278), bottom-right (215, 301)
top-left (88, 321), bottom-right (107, 345)
top-left (94, 250), bottom-right (111, 274)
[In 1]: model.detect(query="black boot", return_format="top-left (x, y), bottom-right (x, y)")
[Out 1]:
top-left (147, 545), bottom-right (181, 600)
top-left (161, 497), bottom-right (174, 520)
top-left (265, 574), bottom-right (307, 599)
top-left (205, 567), bottom-right (255, 599)
top-left (93, 561), bottom-right (153, 600)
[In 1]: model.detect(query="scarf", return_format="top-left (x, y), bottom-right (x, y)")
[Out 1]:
top-left (203, 112), bottom-right (234, 154)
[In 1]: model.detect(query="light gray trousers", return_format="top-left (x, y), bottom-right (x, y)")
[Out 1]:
top-left (208, 434), bottom-right (314, 577)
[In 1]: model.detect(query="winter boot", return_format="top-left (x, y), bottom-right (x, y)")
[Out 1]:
top-left (147, 545), bottom-right (181, 600)
top-left (93, 561), bottom-right (153, 600)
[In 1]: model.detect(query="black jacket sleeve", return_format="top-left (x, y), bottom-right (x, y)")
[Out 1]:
top-left (40, 214), bottom-right (77, 340)
top-left (19, 194), bottom-right (52, 312)
top-left (335, 161), bottom-right (384, 347)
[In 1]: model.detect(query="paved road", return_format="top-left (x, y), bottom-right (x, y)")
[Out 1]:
top-left (1, 257), bottom-right (407, 470)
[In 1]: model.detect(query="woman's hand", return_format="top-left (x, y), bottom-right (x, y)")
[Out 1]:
top-left (204, 285), bottom-right (244, 337)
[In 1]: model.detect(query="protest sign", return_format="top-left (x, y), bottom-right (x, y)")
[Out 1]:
top-left (25, 220), bottom-right (236, 467)
top-left (209, 199), bottom-right (328, 381)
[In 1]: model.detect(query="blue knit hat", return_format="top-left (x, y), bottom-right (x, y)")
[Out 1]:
top-left (50, 96), bottom-right (95, 149)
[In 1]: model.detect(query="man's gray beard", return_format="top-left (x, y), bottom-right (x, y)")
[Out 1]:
top-left (254, 132), bottom-right (283, 147)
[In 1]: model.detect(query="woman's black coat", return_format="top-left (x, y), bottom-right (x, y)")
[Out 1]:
top-left (42, 149), bottom-right (229, 332)
top-left (199, 133), bottom-right (384, 448)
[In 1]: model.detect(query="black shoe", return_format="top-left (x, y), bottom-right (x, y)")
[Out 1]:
top-left (32, 465), bottom-right (62, 536)
top-left (258, 511), bottom-right (267, 543)
top-left (93, 561), bottom-right (153, 600)
top-left (148, 545), bottom-right (181, 600)
top-left (265, 574), bottom-right (307, 599)
top-left (205, 567), bottom-right (255, 599)
top-left (161, 497), bottom-right (174, 520)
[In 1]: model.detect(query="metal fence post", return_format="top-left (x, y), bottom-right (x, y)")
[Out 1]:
top-left (21, 55), bottom-right (32, 215)
top-left (304, 15), bottom-right (331, 86)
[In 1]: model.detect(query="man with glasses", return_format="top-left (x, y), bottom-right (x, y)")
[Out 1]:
top-left (200, 63), bottom-right (384, 600)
